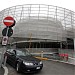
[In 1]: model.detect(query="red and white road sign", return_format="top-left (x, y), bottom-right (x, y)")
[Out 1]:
top-left (2, 36), bottom-right (8, 46)
top-left (3, 16), bottom-right (14, 26)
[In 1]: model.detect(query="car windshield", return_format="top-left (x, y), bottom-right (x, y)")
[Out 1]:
top-left (16, 49), bottom-right (31, 56)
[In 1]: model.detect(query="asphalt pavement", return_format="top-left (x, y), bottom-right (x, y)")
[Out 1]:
top-left (7, 60), bottom-right (74, 75)
top-left (0, 67), bottom-right (4, 75)
top-left (0, 52), bottom-right (4, 75)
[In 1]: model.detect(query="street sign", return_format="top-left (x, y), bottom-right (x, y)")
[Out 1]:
top-left (1, 16), bottom-right (16, 67)
top-left (2, 27), bottom-right (13, 37)
top-left (3, 16), bottom-right (14, 27)
top-left (2, 36), bottom-right (8, 46)
top-left (9, 20), bottom-right (16, 27)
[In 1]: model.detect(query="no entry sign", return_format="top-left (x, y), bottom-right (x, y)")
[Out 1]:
top-left (3, 16), bottom-right (14, 27)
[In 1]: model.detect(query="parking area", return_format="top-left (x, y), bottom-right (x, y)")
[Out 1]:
top-left (7, 60), bottom-right (74, 75)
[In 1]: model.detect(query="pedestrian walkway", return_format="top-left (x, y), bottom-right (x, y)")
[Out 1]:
top-left (0, 67), bottom-right (4, 75)
top-left (0, 51), bottom-right (4, 75)
top-left (68, 57), bottom-right (75, 65)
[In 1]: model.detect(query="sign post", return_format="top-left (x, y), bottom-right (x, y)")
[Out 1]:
top-left (0, 16), bottom-right (15, 68)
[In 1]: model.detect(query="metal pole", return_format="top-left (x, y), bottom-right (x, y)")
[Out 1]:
top-left (0, 27), bottom-right (9, 67)
top-left (60, 41), bottom-right (62, 53)
top-left (73, 38), bottom-right (75, 58)
top-left (3, 27), bottom-right (9, 66)
top-left (29, 33), bottom-right (32, 50)
top-left (0, 47), bottom-right (6, 68)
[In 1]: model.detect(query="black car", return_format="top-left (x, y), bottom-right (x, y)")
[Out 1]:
top-left (4, 49), bottom-right (43, 73)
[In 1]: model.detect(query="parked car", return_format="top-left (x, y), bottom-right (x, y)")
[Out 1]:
top-left (4, 49), bottom-right (43, 73)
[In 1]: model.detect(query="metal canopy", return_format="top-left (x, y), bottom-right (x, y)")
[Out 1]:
top-left (0, 4), bottom-right (75, 43)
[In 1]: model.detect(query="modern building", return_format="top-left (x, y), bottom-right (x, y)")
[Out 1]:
top-left (0, 4), bottom-right (75, 53)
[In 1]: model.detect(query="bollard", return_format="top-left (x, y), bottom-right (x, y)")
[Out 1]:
top-left (4, 56), bottom-right (7, 66)
top-left (41, 51), bottom-right (43, 58)
top-left (64, 54), bottom-right (68, 61)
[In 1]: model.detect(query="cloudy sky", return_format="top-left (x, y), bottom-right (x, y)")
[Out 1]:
top-left (0, 0), bottom-right (75, 11)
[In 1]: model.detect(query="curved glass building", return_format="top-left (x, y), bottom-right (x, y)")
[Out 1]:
top-left (0, 4), bottom-right (75, 49)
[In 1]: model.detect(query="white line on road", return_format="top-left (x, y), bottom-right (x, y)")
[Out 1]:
top-left (2, 64), bottom-right (8, 75)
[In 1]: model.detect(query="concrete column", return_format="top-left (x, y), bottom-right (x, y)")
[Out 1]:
top-left (74, 38), bottom-right (75, 58)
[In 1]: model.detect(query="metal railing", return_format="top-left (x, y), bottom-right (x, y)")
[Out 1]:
top-left (30, 50), bottom-right (75, 65)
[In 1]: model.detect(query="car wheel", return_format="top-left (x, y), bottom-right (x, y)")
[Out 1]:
top-left (16, 63), bottom-right (21, 73)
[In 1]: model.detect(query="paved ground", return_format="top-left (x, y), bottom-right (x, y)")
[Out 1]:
top-left (0, 67), bottom-right (4, 75)
top-left (0, 51), bottom-right (4, 75)
top-left (7, 60), bottom-right (74, 75)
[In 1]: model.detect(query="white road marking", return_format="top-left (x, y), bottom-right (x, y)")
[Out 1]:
top-left (2, 64), bottom-right (8, 75)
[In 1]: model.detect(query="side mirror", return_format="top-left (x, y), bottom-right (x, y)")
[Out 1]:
top-left (12, 50), bottom-right (16, 55)
top-left (10, 53), bottom-right (15, 56)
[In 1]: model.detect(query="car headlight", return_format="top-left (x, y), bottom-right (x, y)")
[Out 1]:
top-left (23, 61), bottom-right (33, 66)
top-left (39, 61), bottom-right (43, 64)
